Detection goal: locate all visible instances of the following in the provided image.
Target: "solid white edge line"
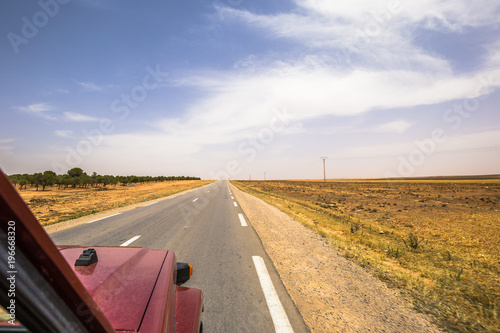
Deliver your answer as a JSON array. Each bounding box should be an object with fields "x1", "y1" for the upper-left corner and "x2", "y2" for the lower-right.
[
  {"x1": 252, "y1": 256, "x2": 294, "y2": 333},
  {"x1": 86, "y1": 212, "x2": 122, "y2": 224},
  {"x1": 238, "y1": 213, "x2": 248, "y2": 227},
  {"x1": 120, "y1": 235, "x2": 141, "y2": 246},
  {"x1": 193, "y1": 198, "x2": 199, "y2": 202},
  {"x1": 233, "y1": 202, "x2": 238, "y2": 207},
  {"x1": 142, "y1": 202, "x2": 158, "y2": 207}
]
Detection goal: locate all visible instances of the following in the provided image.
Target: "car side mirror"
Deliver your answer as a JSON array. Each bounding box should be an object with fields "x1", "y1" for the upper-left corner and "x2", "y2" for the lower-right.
[{"x1": 176, "y1": 262, "x2": 193, "y2": 285}]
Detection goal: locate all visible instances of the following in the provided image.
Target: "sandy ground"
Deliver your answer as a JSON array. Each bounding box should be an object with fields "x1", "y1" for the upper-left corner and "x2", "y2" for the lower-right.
[{"x1": 230, "y1": 183, "x2": 442, "y2": 333}]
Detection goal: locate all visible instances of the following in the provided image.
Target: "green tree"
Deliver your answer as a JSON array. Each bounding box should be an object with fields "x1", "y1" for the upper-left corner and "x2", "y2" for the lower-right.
[
  {"x1": 41, "y1": 170, "x2": 57, "y2": 191},
  {"x1": 69, "y1": 176, "x2": 81, "y2": 188},
  {"x1": 80, "y1": 174, "x2": 93, "y2": 188},
  {"x1": 67, "y1": 167, "x2": 84, "y2": 178},
  {"x1": 7, "y1": 174, "x2": 19, "y2": 187},
  {"x1": 30, "y1": 173, "x2": 43, "y2": 191}
]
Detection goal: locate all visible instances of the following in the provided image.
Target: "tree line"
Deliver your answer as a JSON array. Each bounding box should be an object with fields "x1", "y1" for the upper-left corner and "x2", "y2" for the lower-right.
[{"x1": 7, "y1": 168, "x2": 201, "y2": 191}]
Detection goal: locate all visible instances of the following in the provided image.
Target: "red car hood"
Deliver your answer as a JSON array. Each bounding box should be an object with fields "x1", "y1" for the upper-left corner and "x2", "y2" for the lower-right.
[{"x1": 58, "y1": 246, "x2": 168, "y2": 332}]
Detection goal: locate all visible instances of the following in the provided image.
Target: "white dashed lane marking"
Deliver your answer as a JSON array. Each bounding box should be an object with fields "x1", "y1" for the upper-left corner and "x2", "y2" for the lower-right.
[
  {"x1": 86, "y1": 213, "x2": 122, "y2": 224},
  {"x1": 238, "y1": 213, "x2": 248, "y2": 227},
  {"x1": 120, "y1": 235, "x2": 141, "y2": 246}
]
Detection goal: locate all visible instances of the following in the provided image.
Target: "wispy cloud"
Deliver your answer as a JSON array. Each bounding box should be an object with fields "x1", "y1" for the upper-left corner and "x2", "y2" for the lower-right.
[
  {"x1": 54, "y1": 130, "x2": 74, "y2": 138},
  {"x1": 63, "y1": 112, "x2": 102, "y2": 122},
  {"x1": 75, "y1": 81, "x2": 103, "y2": 92},
  {"x1": 0, "y1": 138, "x2": 15, "y2": 152},
  {"x1": 15, "y1": 103, "x2": 57, "y2": 120},
  {"x1": 374, "y1": 120, "x2": 411, "y2": 133},
  {"x1": 172, "y1": 64, "x2": 496, "y2": 127},
  {"x1": 215, "y1": 0, "x2": 500, "y2": 72},
  {"x1": 179, "y1": 0, "x2": 500, "y2": 144}
]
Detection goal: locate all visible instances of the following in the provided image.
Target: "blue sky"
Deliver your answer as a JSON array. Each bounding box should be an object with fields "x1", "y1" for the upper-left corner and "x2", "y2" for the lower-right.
[{"x1": 1, "y1": 0, "x2": 500, "y2": 179}]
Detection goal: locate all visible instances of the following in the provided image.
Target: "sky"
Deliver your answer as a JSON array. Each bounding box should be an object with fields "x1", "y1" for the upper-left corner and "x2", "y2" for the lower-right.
[{"x1": 1, "y1": 0, "x2": 500, "y2": 180}]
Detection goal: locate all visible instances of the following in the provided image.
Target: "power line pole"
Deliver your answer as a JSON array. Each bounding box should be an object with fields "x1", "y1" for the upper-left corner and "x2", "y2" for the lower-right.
[{"x1": 320, "y1": 156, "x2": 328, "y2": 182}]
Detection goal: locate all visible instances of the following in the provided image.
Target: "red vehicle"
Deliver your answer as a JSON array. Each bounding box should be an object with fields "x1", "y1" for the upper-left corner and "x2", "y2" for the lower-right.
[{"x1": 0, "y1": 170, "x2": 203, "y2": 332}]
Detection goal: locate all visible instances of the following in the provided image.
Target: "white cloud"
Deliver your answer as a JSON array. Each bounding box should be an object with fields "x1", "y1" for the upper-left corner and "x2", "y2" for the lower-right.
[
  {"x1": 175, "y1": 64, "x2": 497, "y2": 124},
  {"x1": 75, "y1": 81, "x2": 103, "y2": 92},
  {"x1": 483, "y1": 40, "x2": 500, "y2": 71},
  {"x1": 15, "y1": 103, "x2": 57, "y2": 120},
  {"x1": 54, "y1": 130, "x2": 74, "y2": 138},
  {"x1": 216, "y1": 0, "x2": 500, "y2": 72},
  {"x1": 374, "y1": 120, "x2": 411, "y2": 133},
  {"x1": 113, "y1": 55, "x2": 497, "y2": 173},
  {"x1": 295, "y1": 0, "x2": 500, "y2": 27},
  {"x1": 64, "y1": 112, "x2": 101, "y2": 122},
  {"x1": 183, "y1": 1, "x2": 500, "y2": 148}
]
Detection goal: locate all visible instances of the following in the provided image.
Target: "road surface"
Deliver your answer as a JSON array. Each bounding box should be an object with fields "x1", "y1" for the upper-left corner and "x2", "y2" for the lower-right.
[{"x1": 50, "y1": 180, "x2": 309, "y2": 333}]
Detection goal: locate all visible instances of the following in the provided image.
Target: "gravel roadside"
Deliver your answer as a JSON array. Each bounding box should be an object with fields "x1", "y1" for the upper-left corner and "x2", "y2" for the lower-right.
[{"x1": 230, "y1": 183, "x2": 442, "y2": 333}]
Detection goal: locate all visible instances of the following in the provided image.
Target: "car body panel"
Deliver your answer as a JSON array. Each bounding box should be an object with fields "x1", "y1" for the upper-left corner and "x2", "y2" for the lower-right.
[
  {"x1": 138, "y1": 250, "x2": 177, "y2": 333},
  {"x1": 59, "y1": 246, "x2": 168, "y2": 331},
  {"x1": 175, "y1": 286, "x2": 204, "y2": 333}
]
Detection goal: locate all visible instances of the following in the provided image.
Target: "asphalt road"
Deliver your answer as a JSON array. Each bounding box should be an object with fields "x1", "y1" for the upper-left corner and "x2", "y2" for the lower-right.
[{"x1": 50, "y1": 180, "x2": 309, "y2": 333}]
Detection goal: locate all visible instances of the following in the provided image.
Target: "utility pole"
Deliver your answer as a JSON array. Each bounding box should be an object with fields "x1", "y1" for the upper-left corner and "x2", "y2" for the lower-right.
[{"x1": 320, "y1": 156, "x2": 328, "y2": 182}]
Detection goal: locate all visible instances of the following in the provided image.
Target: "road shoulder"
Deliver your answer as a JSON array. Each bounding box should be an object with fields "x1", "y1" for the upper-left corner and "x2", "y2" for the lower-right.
[{"x1": 230, "y1": 183, "x2": 441, "y2": 333}]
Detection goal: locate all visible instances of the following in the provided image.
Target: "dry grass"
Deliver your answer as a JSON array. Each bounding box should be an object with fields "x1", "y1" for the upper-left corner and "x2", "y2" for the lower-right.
[
  {"x1": 232, "y1": 179, "x2": 500, "y2": 332},
  {"x1": 15, "y1": 180, "x2": 213, "y2": 226}
]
